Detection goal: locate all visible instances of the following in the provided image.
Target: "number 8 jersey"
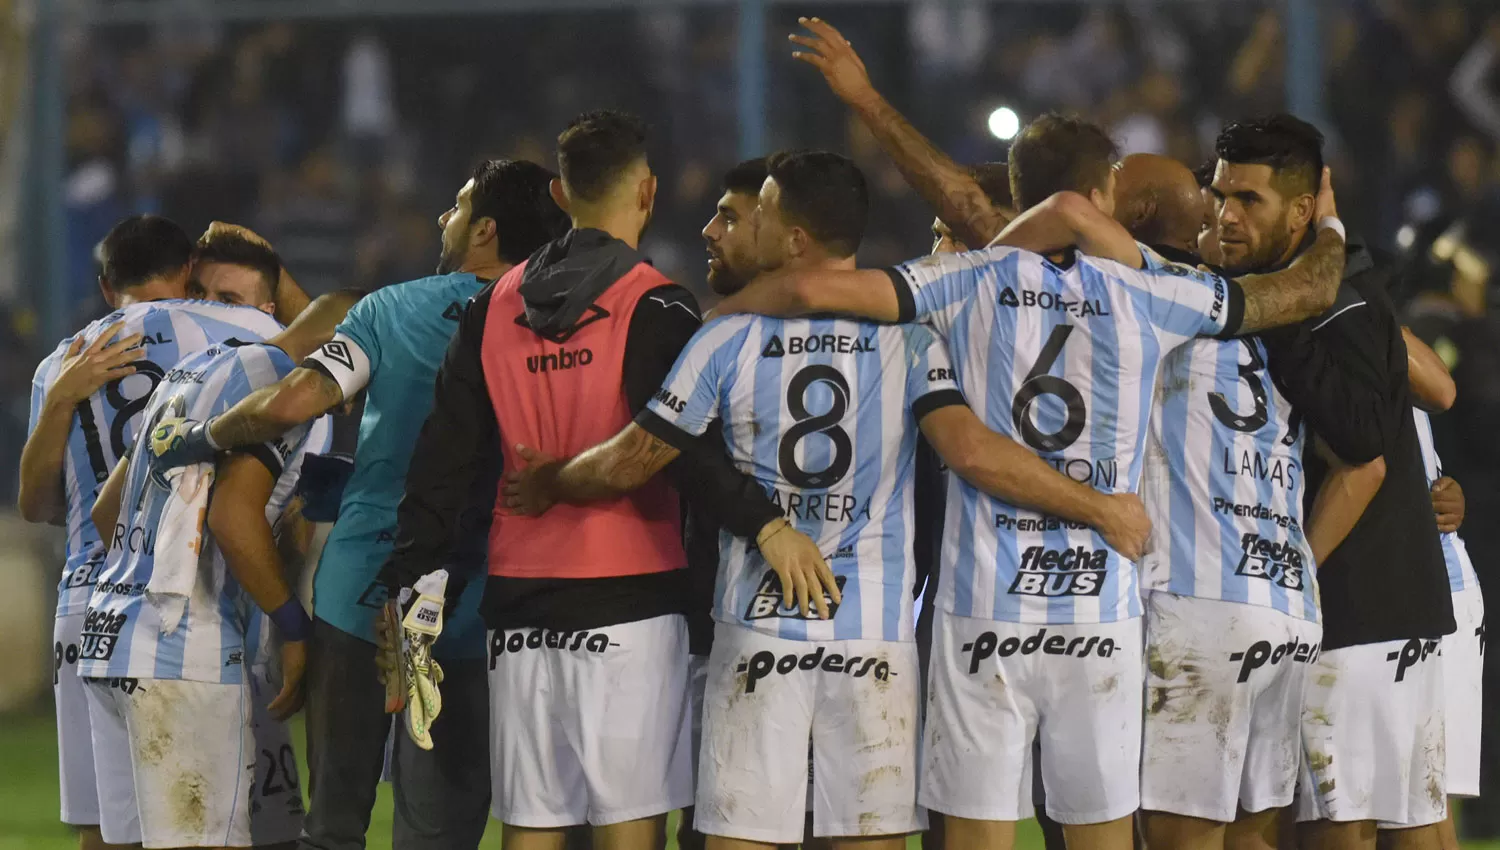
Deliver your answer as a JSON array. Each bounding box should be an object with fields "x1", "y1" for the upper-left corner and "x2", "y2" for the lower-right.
[
  {"x1": 889, "y1": 244, "x2": 1242, "y2": 625},
  {"x1": 1140, "y1": 335, "x2": 1318, "y2": 622},
  {"x1": 640, "y1": 315, "x2": 965, "y2": 643},
  {"x1": 28, "y1": 300, "x2": 284, "y2": 618}
]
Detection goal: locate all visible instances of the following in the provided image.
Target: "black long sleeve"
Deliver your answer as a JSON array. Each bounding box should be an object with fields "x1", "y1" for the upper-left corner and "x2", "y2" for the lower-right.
[
  {"x1": 1260, "y1": 283, "x2": 1391, "y2": 465},
  {"x1": 623, "y1": 284, "x2": 782, "y2": 539},
  {"x1": 377, "y1": 283, "x2": 502, "y2": 590}
]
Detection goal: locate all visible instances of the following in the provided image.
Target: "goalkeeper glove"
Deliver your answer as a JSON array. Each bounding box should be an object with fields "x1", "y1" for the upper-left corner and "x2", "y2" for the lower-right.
[
  {"x1": 376, "y1": 570, "x2": 447, "y2": 750},
  {"x1": 150, "y1": 414, "x2": 220, "y2": 468}
]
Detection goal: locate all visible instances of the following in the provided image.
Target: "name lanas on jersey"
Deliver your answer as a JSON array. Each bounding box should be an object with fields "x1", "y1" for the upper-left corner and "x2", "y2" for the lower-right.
[
  {"x1": 1222, "y1": 448, "x2": 1299, "y2": 490},
  {"x1": 997, "y1": 286, "x2": 1111, "y2": 318}
]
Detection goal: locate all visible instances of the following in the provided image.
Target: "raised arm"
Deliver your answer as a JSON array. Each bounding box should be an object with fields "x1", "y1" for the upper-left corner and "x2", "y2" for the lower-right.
[
  {"x1": 789, "y1": 17, "x2": 1012, "y2": 249},
  {"x1": 1403, "y1": 327, "x2": 1456, "y2": 412},
  {"x1": 710, "y1": 267, "x2": 902, "y2": 322},
  {"x1": 918, "y1": 405, "x2": 1151, "y2": 560}
]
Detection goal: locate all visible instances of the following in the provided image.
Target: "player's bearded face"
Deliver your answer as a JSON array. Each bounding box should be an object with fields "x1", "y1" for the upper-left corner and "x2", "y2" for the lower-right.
[
  {"x1": 437, "y1": 180, "x2": 476, "y2": 275},
  {"x1": 1213, "y1": 163, "x2": 1297, "y2": 274},
  {"x1": 704, "y1": 191, "x2": 760, "y2": 295}
]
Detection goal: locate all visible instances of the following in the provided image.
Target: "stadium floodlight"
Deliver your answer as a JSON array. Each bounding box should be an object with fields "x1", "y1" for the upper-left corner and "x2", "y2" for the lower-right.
[{"x1": 988, "y1": 106, "x2": 1020, "y2": 141}]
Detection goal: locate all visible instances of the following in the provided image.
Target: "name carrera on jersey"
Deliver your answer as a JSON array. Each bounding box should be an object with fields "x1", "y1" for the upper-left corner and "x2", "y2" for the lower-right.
[
  {"x1": 1222, "y1": 448, "x2": 1299, "y2": 489},
  {"x1": 736, "y1": 646, "x2": 893, "y2": 693},
  {"x1": 964, "y1": 628, "x2": 1120, "y2": 673},
  {"x1": 770, "y1": 488, "x2": 871, "y2": 524},
  {"x1": 526, "y1": 347, "x2": 593, "y2": 374},
  {"x1": 1229, "y1": 637, "x2": 1320, "y2": 683},
  {"x1": 487, "y1": 627, "x2": 620, "y2": 668},
  {"x1": 759, "y1": 333, "x2": 876, "y2": 359},
  {"x1": 997, "y1": 286, "x2": 1111, "y2": 317},
  {"x1": 1212, "y1": 498, "x2": 1302, "y2": 533},
  {"x1": 1009, "y1": 546, "x2": 1109, "y2": 597},
  {"x1": 744, "y1": 570, "x2": 848, "y2": 621},
  {"x1": 1235, "y1": 532, "x2": 1306, "y2": 590},
  {"x1": 79, "y1": 609, "x2": 129, "y2": 661}
]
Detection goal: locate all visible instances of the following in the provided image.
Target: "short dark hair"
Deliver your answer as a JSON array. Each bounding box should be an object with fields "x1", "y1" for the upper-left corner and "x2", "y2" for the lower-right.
[
  {"x1": 1194, "y1": 159, "x2": 1217, "y2": 189},
  {"x1": 765, "y1": 150, "x2": 869, "y2": 259},
  {"x1": 556, "y1": 110, "x2": 649, "y2": 203},
  {"x1": 469, "y1": 159, "x2": 571, "y2": 264},
  {"x1": 1007, "y1": 113, "x2": 1119, "y2": 211},
  {"x1": 722, "y1": 157, "x2": 769, "y2": 196},
  {"x1": 1215, "y1": 115, "x2": 1324, "y2": 197},
  {"x1": 970, "y1": 162, "x2": 1013, "y2": 209},
  {"x1": 99, "y1": 215, "x2": 194, "y2": 292},
  {"x1": 195, "y1": 230, "x2": 281, "y2": 299}
]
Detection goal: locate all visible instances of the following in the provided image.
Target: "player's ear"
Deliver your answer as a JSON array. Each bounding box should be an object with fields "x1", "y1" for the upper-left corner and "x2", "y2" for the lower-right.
[
  {"x1": 788, "y1": 225, "x2": 811, "y2": 259},
  {"x1": 1288, "y1": 190, "x2": 1316, "y2": 234},
  {"x1": 640, "y1": 173, "x2": 658, "y2": 214},
  {"x1": 472, "y1": 215, "x2": 498, "y2": 247},
  {"x1": 549, "y1": 178, "x2": 571, "y2": 214},
  {"x1": 259, "y1": 300, "x2": 277, "y2": 317}
]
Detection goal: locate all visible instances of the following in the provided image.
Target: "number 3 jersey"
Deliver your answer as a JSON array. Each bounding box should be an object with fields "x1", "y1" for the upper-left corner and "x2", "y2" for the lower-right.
[
  {"x1": 1140, "y1": 336, "x2": 1318, "y2": 622},
  {"x1": 639, "y1": 315, "x2": 965, "y2": 643},
  {"x1": 28, "y1": 300, "x2": 284, "y2": 618},
  {"x1": 888, "y1": 244, "x2": 1241, "y2": 625},
  {"x1": 78, "y1": 342, "x2": 330, "y2": 684}
]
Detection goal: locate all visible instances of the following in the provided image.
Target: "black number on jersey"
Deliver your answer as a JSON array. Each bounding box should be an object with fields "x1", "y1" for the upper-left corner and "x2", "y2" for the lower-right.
[
  {"x1": 1012, "y1": 325, "x2": 1086, "y2": 452},
  {"x1": 1208, "y1": 339, "x2": 1270, "y2": 433},
  {"x1": 77, "y1": 360, "x2": 165, "y2": 483},
  {"x1": 778, "y1": 365, "x2": 853, "y2": 489},
  {"x1": 260, "y1": 744, "x2": 300, "y2": 795}
]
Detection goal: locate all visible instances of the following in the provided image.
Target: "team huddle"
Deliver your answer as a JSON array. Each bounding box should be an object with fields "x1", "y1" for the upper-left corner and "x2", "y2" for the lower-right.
[{"x1": 22, "y1": 16, "x2": 1483, "y2": 850}]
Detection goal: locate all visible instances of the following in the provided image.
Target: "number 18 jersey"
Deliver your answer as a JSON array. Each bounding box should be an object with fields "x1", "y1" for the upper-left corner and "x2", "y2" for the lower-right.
[
  {"x1": 641, "y1": 315, "x2": 964, "y2": 643},
  {"x1": 28, "y1": 300, "x2": 283, "y2": 617},
  {"x1": 889, "y1": 245, "x2": 1237, "y2": 625},
  {"x1": 1140, "y1": 336, "x2": 1318, "y2": 622}
]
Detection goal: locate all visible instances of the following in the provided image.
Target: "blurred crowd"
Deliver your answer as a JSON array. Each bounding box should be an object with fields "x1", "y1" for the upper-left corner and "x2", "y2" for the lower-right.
[{"x1": 5, "y1": 0, "x2": 1500, "y2": 520}]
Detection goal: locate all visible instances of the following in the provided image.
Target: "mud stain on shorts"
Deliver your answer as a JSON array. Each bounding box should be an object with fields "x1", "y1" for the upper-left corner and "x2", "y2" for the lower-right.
[
  {"x1": 1146, "y1": 641, "x2": 1208, "y2": 724},
  {"x1": 1306, "y1": 750, "x2": 1333, "y2": 772},
  {"x1": 132, "y1": 685, "x2": 174, "y2": 766},
  {"x1": 858, "y1": 764, "x2": 900, "y2": 796},
  {"x1": 171, "y1": 772, "x2": 208, "y2": 838},
  {"x1": 1093, "y1": 674, "x2": 1119, "y2": 696},
  {"x1": 858, "y1": 811, "x2": 884, "y2": 834}
]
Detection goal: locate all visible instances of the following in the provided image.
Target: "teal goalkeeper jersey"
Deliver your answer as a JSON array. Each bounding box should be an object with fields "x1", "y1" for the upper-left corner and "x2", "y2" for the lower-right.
[{"x1": 302, "y1": 273, "x2": 488, "y2": 657}]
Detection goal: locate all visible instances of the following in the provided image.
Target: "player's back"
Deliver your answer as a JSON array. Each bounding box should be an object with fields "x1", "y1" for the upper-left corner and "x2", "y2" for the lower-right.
[
  {"x1": 1141, "y1": 335, "x2": 1317, "y2": 621},
  {"x1": 79, "y1": 341, "x2": 326, "y2": 684},
  {"x1": 32, "y1": 300, "x2": 283, "y2": 618},
  {"x1": 890, "y1": 244, "x2": 1234, "y2": 624},
  {"x1": 683, "y1": 314, "x2": 958, "y2": 643}
]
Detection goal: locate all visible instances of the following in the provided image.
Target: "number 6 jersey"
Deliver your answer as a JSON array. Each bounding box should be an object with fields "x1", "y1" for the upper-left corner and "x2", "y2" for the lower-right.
[
  {"x1": 1140, "y1": 335, "x2": 1318, "y2": 622},
  {"x1": 888, "y1": 244, "x2": 1243, "y2": 625},
  {"x1": 639, "y1": 315, "x2": 965, "y2": 643},
  {"x1": 28, "y1": 300, "x2": 284, "y2": 619}
]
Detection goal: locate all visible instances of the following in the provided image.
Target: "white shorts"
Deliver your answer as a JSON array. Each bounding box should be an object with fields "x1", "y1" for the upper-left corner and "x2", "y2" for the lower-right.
[
  {"x1": 1141, "y1": 592, "x2": 1322, "y2": 821},
  {"x1": 696, "y1": 621, "x2": 923, "y2": 843},
  {"x1": 55, "y1": 611, "x2": 101, "y2": 826},
  {"x1": 85, "y1": 672, "x2": 304, "y2": 848},
  {"x1": 922, "y1": 609, "x2": 1143, "y2": 825},
  {"x1": 488, "y1": 614, "x2": 694, "y2": 827},
  {"x1": 1444, "y1": 585, "x2": 1485, "y2": 798},
  {"x1": 1297, "y1": 637, "x2": 1447, "y2": 827}
]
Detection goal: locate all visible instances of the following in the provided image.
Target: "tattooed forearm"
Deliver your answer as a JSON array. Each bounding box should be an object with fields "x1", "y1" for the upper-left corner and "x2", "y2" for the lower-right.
[
  {"x1": 210, "y1": 367, "x2": 346, "y2": 448},
  {"x1": 1236, "y1": 228, "x2": 1347, "y2": 334},
  {"x1": 554, "y1": 424, "x2": 681, "y2": 502},
  {"x1": 850, "y1": 91, "x2": 1013, "y2": 249}
]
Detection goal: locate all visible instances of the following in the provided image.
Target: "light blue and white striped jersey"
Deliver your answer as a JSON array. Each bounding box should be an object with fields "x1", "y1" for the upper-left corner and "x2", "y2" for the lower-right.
[
  {"x1": 890, "y1": 245, "x2": 1234, "y2": 624},
  {"x1": 643, "y1": 315, "x2": 964, "y2": 642},
  {"x1": 1140, "y1": 336, "x2": 1318, "y2": 621},
  {"x1": 28, "y1": 300, "x2": 284, "y2": 618},
  {"x1": 1413, "y1": 408, "x2": 1478, "y2": 593},
  {"x1": 77, "y1": 342, "x2": 330, "y2": 684}
]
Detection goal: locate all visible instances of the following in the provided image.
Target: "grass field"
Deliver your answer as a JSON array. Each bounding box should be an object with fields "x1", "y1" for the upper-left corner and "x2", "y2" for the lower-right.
[
  {"x1": 0, "y1": 711, "x2": 1047, "y2": 849},
  {"x1": 3, "y1": 710, "x2": 1495, "y2": 850}
]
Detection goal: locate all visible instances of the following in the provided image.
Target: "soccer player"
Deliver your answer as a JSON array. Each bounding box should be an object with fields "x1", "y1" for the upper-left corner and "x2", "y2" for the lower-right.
[
  {"x1": 19, "y1": 215, "x2": 289, "y2": 850},
  {"x1": 502, "y1": 148, "x2": 1152, "y2": 850},
  {"x1": 147, "y1": 159, "x2": 570, "y2": 850},
  {"x1": 375, "y1": 111, "x2": 823, "y2": 850},
  {"x1": 80, "y1": 291, "x2": 357, "y2": 850},
  {"x1": 1207, "y1": 117, "x2": 1456, "y2": 850},
  {"x1": 1109, "y1": 153, "x2": 1331, "y2": 850},
  {"x1": 711, "y1": 115, "x2": 1348, "y2": 850},
  {"x1": 702, "y1": 157, "x2": 769, "y2": 299}
]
